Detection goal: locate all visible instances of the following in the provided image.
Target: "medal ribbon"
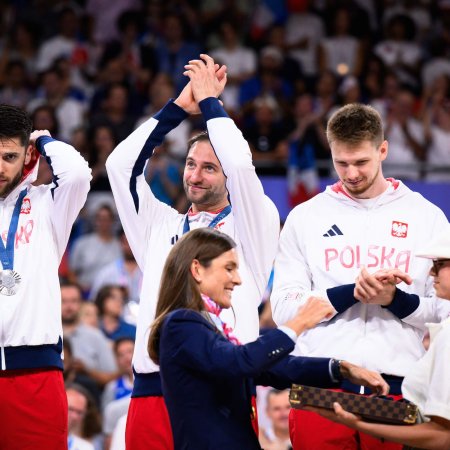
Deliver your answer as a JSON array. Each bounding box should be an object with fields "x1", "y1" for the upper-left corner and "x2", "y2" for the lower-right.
[
  {"x1": 182, "y1": 204, "x2": 232, "y2": 235},
  {"x1": 0, "y1": 189, "x2": 27, "y2": 270}
]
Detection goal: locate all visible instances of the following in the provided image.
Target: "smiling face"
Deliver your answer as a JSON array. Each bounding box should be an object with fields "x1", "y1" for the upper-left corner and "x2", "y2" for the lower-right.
[
  {"x1": 332, "y1": 139, "x2": 388, "y2": 198},
  {"x1": 183, "y1": 140, "x2": 228, "y2": 213},
  {"x1": 0, "y1": 137, "x2": 31, "y2": 198},
  {"x1": 192, "y1": 248, "x2": 241, "y2": 308}
]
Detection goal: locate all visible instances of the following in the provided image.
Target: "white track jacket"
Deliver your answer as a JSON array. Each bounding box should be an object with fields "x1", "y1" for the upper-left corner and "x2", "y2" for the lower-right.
[
  {"x1": 106, "y1": 98, "x2": 280, "y2": 395},
  {"x1": 0, "y1": 136, "x2": 91, "y2": 371},
  {"x1": 272, "y1": 179, "x2": 450, "y2": 377}
]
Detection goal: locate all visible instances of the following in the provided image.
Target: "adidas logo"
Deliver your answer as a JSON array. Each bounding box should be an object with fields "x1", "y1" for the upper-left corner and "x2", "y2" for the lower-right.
[{"x1": 323, "y1": 224, "x2": 343, "y2": 237}]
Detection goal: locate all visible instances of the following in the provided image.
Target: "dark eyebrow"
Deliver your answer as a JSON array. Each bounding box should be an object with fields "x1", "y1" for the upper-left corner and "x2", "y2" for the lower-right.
[{"x1": 186, "y1": 157, "x2": 220, "y2": 169}]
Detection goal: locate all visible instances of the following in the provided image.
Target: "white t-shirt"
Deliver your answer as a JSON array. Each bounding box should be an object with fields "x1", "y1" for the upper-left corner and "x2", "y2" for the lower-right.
[{"x1": 402, "y1": 317, "x2": 450, "y2": 421}]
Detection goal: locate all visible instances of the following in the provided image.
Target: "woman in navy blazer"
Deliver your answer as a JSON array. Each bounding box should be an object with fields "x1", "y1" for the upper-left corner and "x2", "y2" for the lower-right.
[{"x1": 148, "y1": 228, "x2": 389, "y2": 450}]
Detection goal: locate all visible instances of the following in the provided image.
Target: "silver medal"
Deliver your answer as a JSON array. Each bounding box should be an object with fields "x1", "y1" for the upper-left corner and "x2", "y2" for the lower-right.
[{"x1": 0, "y1": 269, "x2": 21, "y2": 296}]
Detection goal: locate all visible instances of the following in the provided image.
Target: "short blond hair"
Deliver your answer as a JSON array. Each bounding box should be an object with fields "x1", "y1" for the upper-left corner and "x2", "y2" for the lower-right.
[{"x1": 326, "y1": 103, "x2": 384, "y2": 148}]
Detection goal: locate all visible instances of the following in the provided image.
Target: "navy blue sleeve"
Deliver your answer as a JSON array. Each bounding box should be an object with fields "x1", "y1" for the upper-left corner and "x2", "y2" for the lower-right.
[
  {"x1": 327, "y1": 284, "x2": 420, "y2": 319},
  {"x1": 326, "y1": 284, "x2": 358, "y2": 313},
  {"x1": 382, "y1": 288, "x2": 420, "y2": 319},
  {"x1": 160, "y1": 310, "x2": 295, "y2": 378},
  {"x1": 199, "y1": 97, "x2": 229, "y2": 121},
  {"x1": 255, "y1": 355, "x2": 336, "y2": 390},
  {"x1": 35, "y1": 136, "x2": 56, "y2": 154}
]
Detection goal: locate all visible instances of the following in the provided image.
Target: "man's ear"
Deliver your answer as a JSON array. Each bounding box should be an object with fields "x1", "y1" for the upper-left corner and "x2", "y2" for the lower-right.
[
  {"x1": 190, "y1": 259, "x2": 203, "y2": 283},
  {"x1": 379, "y1": 140, "x2": 388, "y2": 162},
  {"x1": 24, "y1": 145, "x2": 33, "y2": 165}
]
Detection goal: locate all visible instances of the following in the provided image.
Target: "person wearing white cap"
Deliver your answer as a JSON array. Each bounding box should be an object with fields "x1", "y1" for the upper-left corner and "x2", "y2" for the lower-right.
[{"x1": 309, "y1": 225, "x2": 450, "y2": 450}]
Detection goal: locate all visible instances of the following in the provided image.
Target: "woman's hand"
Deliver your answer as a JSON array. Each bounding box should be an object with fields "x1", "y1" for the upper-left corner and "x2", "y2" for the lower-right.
[
  {"x1": 284, "y1": 296, "x2": 334, "y2": 336},
  {"x1": 339, "y1": 361, "x2": 390, "y2": 395}
]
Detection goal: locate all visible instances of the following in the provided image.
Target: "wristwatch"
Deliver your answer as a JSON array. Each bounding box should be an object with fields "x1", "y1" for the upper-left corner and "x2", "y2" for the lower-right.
[{"x1": 330, "y1": 358, "x2": 344, "y2": 382}]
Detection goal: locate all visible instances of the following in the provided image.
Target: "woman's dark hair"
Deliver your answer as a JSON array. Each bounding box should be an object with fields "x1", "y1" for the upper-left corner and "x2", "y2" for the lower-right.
[
  {"x1": 148, "y1": 228, "x2": 236, "y2": 364},
  {"x1": 94, "y1": 284, "x2": 125, "y2": 315},
  {"x1": 65, "y1": 382, "x2": 102, "y2": 438},
  {"x1": 31, "y1": 104, "x2": 60, "y2": 137}
]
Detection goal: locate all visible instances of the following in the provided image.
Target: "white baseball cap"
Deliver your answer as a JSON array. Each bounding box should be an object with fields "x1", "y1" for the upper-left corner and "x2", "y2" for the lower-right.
[{"x1": 416, "y1": 223, "x2": 450, "y2": 259}]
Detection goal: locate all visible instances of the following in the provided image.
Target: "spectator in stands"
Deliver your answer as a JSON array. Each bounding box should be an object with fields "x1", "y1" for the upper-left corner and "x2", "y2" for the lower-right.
[
  {"x1": 264, "y1": 24, "x2": 303, "y2": 94},
  {"x1": 371, "y1": 71, "x2": 400, "y2": 121},
  {"x1": 90, "y1": 83, "x2": 138, "y2": 144},
  {"x1": 99, "y1": 9, "x2": 157, "y2": 96},
  {"x1": 374, "y1": 14, "x2": 422, "y2": 91},
  {"x1": 312, "y1": 70, "x2": 338, "y2": 121},
  {"x1": 90, "y1": 228, "x2": 142, "y2": 305},
  {"x1": 145, "y1": 143, "x2": 184, "y2": 207},
  {"x1": 88, "y1": 124, "x2": 117, "y2": 192},
  {"x1": 318, "y1": 7, "x2": 364, "y2": 78},
  {"x1": 70, "y1": 204, "x2": 122, "y2": 296},
  {"x1": 259, "y1": 389, "x2": 292, "y2": 450},
  {"x1": 103, "y1": 397, "x2": 131, "y2": 450},
  {"x1": 30, "y1": 104, "x2": 59, "y2": 185},
  {"x1": 384, "y1": 88, "x2": 427, "y2": 179},
  {"x1": 284, "y1": 2, "x2": 325, "y2": 83},
  {"x1": 63, "y1": 337, "x2": 101, "y2": 407},
  {"x1": 243, "y1": 95, "x2": 289, "y2": 167},
  {"x1": 67, "y1": 383, "x2": 102, "y2": 450},
  {"x1": 35, "y1": 6, "x2": 82, "y2": 74},
  {"x1": 154, "y1": 13, "x2": 201, "y2": 93},
  {"x1": 85, "y1": 0, "x2": 141, "y2": 45},
  {"x1": 61, "y1": 281, "x2": 118, "y2": 387},
  {"x1": 0, "y1": 59, "x2": 33, "y2": 108},
  {"x1": 239, "y1": 45, "x2": 294, "y2": 117},
  {"x1": 422, "y1": 75, "x2": 450, "y2": 182},
  {"x1": 0, "y1": 19, "x2": 40, "y2": 83},
  {"x1": 27, "y1": 66, "x2": 85, "y2": 143},
  {"x1": 136, "y1": 74, "x2": 193, "y2": 160},
  {"x1": 94, "y1": 285, "x2": 136, "y2": 341},
  {"x1": 210, "y1": 21, "x2": 257, "y2": 115},
  {"x1": 421, "y1": 37, "x2": 450, "y2": 90},
  {"x1": 80, "y1": 301, "x2": 100, "y2": 329},
  {"x1": 102, "y1": 337, "x2": 135, "y2": 411}
]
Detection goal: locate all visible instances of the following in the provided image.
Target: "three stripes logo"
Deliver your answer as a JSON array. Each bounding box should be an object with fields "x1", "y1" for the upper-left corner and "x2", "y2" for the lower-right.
[{"x1": 323, "y1": 224, "x2": 343, "y2": 237}]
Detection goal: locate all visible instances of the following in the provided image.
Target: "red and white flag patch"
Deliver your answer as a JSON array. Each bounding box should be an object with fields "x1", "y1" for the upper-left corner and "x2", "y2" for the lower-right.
[{"x1": 391, "y1": 221, "x2": 408, "y2": 238}]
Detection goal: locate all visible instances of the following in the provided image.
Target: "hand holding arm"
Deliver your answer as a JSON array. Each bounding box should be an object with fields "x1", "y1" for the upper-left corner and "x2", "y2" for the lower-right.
[
  {"x1": 283, "y1": 296, "x2": 334, "y2": 336},
  {"x1": 339, "y1": 361, "x2": 390, "y2": 395},
  {"x1": 354, "y1": 267, "x2": 412, "y2": 306}
]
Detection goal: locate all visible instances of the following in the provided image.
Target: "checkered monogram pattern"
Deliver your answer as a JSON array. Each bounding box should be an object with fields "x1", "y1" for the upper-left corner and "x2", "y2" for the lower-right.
[{"x1": 289, "y1": 384, "x2": 419, "y2": 425}]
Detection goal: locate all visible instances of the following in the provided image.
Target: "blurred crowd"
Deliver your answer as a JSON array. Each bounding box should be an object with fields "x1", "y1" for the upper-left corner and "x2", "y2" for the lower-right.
[{"x1": 1, "y1": 0, "x2": 450, "y2": 449}]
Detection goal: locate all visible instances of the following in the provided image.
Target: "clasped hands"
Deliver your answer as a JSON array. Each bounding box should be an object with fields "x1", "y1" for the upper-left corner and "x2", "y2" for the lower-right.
[
  {"x1": 174, "y1": 53, "x2": 227, "y2": 115},
  {"x1": 354, "y1": 266, "x2": 412, "y2": 306}
]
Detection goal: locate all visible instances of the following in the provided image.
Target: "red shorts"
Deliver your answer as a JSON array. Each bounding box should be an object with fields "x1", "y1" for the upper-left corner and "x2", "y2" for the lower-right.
[
  {"x1": 0, "y1": 368, "x2": 68, "y2": 450},
  {"x1": 289, "y1": 395, "x2": 404, "y2": 450},
  {"x1": 125, "y1": 396, "x2": 174, "y2": 450}
]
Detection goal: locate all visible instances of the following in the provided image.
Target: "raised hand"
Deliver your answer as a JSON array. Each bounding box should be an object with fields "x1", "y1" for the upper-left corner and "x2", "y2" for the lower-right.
[
  {"x1": 29, "y1": 130, "x2": 52, "y2": 145},
  {"x1": 354, "y1": 267, "x2": 412, "y2": 306},
  {"x1": 183, "y1": 54, "x2": 227, "y2": 104},
  {"x1": 175, "y1": 61, "x2": 227, "y2": 114},
  {"x1": 284, "y1": 296, "x2": 335, "y2": 336}
]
